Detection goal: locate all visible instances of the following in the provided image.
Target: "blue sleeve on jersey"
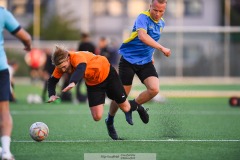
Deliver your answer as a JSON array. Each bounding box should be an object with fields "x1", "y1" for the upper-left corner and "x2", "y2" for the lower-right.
[
  {"x1": 4, "y1": 9, "x2": 20, "y2": 33},
  {"x1": 135, "y1": 14, "x2": 148, "y2": 31}
]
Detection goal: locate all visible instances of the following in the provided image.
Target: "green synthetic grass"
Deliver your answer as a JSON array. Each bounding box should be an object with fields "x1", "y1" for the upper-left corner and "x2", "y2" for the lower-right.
[{"x1": 8, "y1": 84, "x2": 240, "y2": 160}]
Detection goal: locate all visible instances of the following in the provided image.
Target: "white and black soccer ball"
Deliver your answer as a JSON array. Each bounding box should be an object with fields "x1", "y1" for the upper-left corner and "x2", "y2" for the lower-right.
[{"x1": 29, "y1": 122, "x2": 49, "y2": 142}]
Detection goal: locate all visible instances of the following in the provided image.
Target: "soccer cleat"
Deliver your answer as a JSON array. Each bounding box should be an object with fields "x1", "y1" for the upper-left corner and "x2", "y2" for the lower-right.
[
  {"x1": 105, "y1": 119, "x2": 118, "y2": 140},
  {"x1": 137, "y1": 105, "x2": 149, "y2": 124},
  {"x1": 125, "y1": 110, "x2": 133, "y2": 125},
  {"x1": 125, "y1": 100, "x2": 138, "y2": 125}
]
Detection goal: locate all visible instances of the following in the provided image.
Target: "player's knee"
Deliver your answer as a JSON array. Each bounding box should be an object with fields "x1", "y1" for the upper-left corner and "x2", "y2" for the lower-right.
[
  {"x1": 118, "y1": 101, "x2": 130, "y2": 113},
  {"x1": 148, "y1": 87, "x2": 159, "y2": 96},
  {"x1": 122, "y1": 106, "x2": 130, "y2": 113},
  {"x1": 92, "y1": 114, "x2": 102, "y2": 121}
]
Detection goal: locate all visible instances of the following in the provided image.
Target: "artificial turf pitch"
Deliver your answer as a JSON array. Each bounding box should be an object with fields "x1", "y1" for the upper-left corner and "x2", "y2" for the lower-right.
[{"x1": 8, "y1": 84, "x2": 240, "y2": 160}]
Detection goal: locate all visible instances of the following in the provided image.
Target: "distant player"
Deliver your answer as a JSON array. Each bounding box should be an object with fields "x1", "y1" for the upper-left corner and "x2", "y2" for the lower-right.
[
  {"x1": 0, "y1": 7, "x2": 31, "y2": 160},
  {"x1": 24, "y1": 48, "x2": 46, "y2": 82}
]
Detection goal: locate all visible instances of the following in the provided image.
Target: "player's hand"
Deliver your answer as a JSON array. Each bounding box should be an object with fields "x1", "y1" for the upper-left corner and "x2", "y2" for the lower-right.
[
  {"x1": 24, "y1": 45, "x2": 31, "y2": 51},
  {"x1": 62, "y1": 82, "x2": 76, "y2": 92},
  {"x1": 162, "y1": 47, "x2": 171, "y2": 57},
  {"x1": 47, "y1": 95, "x2": 60, "y2": 103}
]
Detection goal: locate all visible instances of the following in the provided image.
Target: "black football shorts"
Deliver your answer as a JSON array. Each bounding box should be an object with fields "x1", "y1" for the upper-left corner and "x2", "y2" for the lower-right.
[
  {"x1": 87, "y1": 65, "x2": 127, "y2": 107},
  {"x1": 0, "y1": 69, "x2": 10, "y2": 101},
  {"x1": 118, "y1": 56, "x2": 158, "y2": 85}
]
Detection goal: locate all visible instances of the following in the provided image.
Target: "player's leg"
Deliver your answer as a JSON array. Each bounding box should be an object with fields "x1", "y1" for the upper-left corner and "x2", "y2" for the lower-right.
[
  {"x1": 104, "y1": 66, "x2": 131, "y2": 140},
  {"x1": 87, "y1": 78, "x2": 119, "y2": 140},
  {"x1": 106, "y1": 66, "x2": 134, "y2": 114},
  {"x1": 130, "y1": 76, "x2": 158, "y2": 124},
  {"x1": 108, "y1": 84, "x2": 132, "y2": 115},
  {"x1": 87, "y1": 84, "x2": 105, "y2": 121},
  {"x1": 136, "y1": 76, "x2": 159, "y2": 104},
  {"x1": 0, "y1": 69, "x2": 14, "y2": 159},
  {"x1": 118, "y1": 57, "x2": 135, "y2": 125},
  {"x1": 0, "y1": 101, "x2": 13, "y2": 159},
  {"x1": 89, "y1": 105, "x2": 104, "y2": 121},
  {"x1": 108, "y1": 85, "x2": 134, "y2": 124},
  {"x1": 133, "y1": 62, "x2": 159, "y2": 124},
  {"x1": 88, "y1": 89, "x2": 119, "y2": 140}
]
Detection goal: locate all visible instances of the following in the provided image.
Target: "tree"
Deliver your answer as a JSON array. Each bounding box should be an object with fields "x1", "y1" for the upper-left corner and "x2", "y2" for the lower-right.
[{"x1": 27, "y1": 6, "x2": 80, "y2": 40}]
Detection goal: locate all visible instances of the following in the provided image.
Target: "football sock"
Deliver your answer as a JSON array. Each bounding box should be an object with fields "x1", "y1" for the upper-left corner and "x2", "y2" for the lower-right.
[
  {"x1": 106, "y1": 113, "x2": 114, "y2": 125},
  {"x1": 129, "y1": 99, "x2": 138, "y2": 111},
  {"x1": 1, "y1": 136, "x2": 11, "y2": 155}
]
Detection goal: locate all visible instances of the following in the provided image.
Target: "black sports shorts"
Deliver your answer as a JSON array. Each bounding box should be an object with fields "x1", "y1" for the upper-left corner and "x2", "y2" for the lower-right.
[
  {"x1": 87, "y1": 65, "x2": 127, "y2": 107},
  {"x1": 0, "y1": 69, "x2": 10, "y2": 101},
  {"x1": 119, "y1": 56, "x2": 158, "y2": 85}
]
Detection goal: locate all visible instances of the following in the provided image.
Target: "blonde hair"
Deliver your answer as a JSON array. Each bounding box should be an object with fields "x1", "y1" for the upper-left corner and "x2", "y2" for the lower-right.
[
  {"x1": 52, "y1": 45, "x2": 69, "y2": 65},
  {"x1": 152, "y1": 0, "x2": 167, "y2": 3}
]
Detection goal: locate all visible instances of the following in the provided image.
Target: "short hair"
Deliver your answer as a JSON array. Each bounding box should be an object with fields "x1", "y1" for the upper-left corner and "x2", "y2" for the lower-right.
[
  {"x1": 51, "y1": 45, "x2": 69, "y2": 65},
  {"x1": 152, "y1": 0, "x2": 167, "y2": 4},
  {"x1": 81, "y1": 33, "x2": 89, "y2": 39}
]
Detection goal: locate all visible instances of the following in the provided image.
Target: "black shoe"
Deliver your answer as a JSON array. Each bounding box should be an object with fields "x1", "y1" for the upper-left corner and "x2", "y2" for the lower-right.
[
  {"x1": 125, "y1": 110, "x2": 133, "y2": 125},
  {"x1": 105, "y1": 119, "x2": 118, "y2": 140},
  {"x1": 137, "y1": 105, "x2": 149, "y2": 124}
]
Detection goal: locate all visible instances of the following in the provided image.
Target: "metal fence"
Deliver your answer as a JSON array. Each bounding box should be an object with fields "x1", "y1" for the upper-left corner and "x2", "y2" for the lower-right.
[
  {"x1": 4, "y1": 26, "x2": 240, "y2": 77},
  {"x1": 154, "y1": 26, "x2": 240, "y2": 77}
]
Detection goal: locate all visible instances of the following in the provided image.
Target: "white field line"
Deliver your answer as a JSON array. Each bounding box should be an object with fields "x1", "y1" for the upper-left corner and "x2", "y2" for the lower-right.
[
  {"x1": 130, "y1": 90, "x2": 240, "y2": 98},
  {"x1": 12, "y1": 139, "x2": 240, "y2": 143},
  {"x1": 10, "y1": 110, "x2": 240, "y2": 115}
]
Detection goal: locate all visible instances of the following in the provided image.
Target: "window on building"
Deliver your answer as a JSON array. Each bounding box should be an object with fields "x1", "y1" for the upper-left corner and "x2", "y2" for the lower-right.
[
  {"x1": 127, "y1": 0, "x2": 148, "y2": 17},
  {"x1": 107, "y1": 0, "x2": 123, "y2": 16},
  {"x1": 165, "y1": 0, "x2": 203, "y2": 18},
  {"x1": 183, "y1": 44, "x2": 203, "y2": 67},
  {"x1": 93, "y1": 0, "x2": 107, "y2": 16},
  {"x1": 93, "y1": 0, "x2": 123, "y2": 17},
  {"x1": 166, "y1": 0, "x2": 184, "y2": 18},
  {"x1": 184, "y1": 0, "x2": 202, "y2": 16}
]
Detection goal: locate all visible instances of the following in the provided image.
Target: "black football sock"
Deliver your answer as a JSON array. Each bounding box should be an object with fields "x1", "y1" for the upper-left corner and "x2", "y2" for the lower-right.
[
  {"x1": 106, "y1": 113, "x2": 114, "y2": 125},
  {"x1": 129, "y1": 99, "x2": 138, "y2": 111},
  {"x1": 133, "y1": 100, "x2": 144, "y2": 111}
]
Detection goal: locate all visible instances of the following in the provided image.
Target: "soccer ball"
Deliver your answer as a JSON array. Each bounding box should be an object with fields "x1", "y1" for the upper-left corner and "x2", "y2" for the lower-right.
[{"x1": 29, "y1": 122, "x2": 49, "y2": 142}]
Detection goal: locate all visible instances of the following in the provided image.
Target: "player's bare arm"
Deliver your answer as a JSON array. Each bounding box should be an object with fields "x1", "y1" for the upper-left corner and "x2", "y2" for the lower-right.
[
  {"x1": 14, "y1": 28, "x2": 32, "y2": 51},
  {"x1": 138, "y1": 29, "x2": 171, "y2": 57},
  {"x1": 62, "y1": 82, "x2": 76, "y2": 92},
  {"x1": 47, "y1": 76, "x2": 60, "y2": 103}
]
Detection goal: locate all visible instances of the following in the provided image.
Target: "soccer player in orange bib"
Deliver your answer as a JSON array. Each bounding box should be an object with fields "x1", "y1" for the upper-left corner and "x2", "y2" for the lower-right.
[{"x1": 47, "y1": 45, "x2": 138, "y2": 140}]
